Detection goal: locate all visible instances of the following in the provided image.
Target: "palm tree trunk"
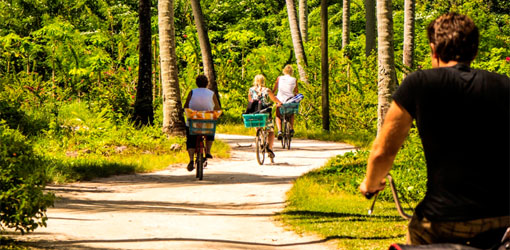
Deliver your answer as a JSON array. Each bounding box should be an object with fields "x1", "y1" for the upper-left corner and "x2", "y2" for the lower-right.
[
  {"x1": 299, "y1": 0, "x2": 308, "y2": 42},
  {"x1": 159, "y1": 0, "x2": 186, "y2": 136},
  {"x1": 285, "y1": 0, "x2": 308, "y2": 84},
  {"x1": 376, "y1": 0, "x2": 397, "y2": 133},
  {"x1": 190, "y1": 0, "x2": 221, "y2": 107},
  {"x1": 364, "y1": 0, "x2": 376, "y2": 56},
  {"x1": 133, "y1": 0, "x2": 154, "y2": 126},
  {"x1": 342, "y1": 0, "x2": 350, "y2": 50},
  {"x1": 321, "y1": 0, "x2": 329, "y2": 131},
  {"x1": 402, "y1": 0, "x2": 415, "y2": 79}
]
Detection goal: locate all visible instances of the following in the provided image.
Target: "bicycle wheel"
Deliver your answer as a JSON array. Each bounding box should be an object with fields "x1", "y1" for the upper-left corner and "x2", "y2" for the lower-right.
[
  {"x1": 285, "y1": 119, "x2": 292, "y2": 150},
  {"x1": 256, "y1": 129, "x2": 265, "y2": 165},
  {"x1": 196, "y1": 151, "x2": 204, "y2": 180}
]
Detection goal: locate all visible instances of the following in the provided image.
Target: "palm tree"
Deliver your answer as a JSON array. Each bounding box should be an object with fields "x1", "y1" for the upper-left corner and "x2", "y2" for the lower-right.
[
  {"x1": 285, "y1": 0, "x2": 308, "y2": 84},
  {"x1": 364, "y1": 0, "x2": 376, "y2": 56},
  {"x1": 158, "y1": 0, "x2": 186, "y2": 136},
  {"x1": 342, "y1": 0, "x2": 350, "y2": 50},
  {"x1": 190, "y1": 0, "x2": 220, "y2": 106},
  {"x1": 402, "y1": 0, "x2": 416, "y2": 79},
  {"x1": 321, "y1": 0, "x2": 329, "y2": 131},
  {"x1": 376, "y1": 0, "x2": 397, "y2": 133},
  {"x1": 133, "y1": 0, "x2": 154, "y2": 126},
  {"x1": 299, "y1": 0, "x2": 308, "y2": 42}
]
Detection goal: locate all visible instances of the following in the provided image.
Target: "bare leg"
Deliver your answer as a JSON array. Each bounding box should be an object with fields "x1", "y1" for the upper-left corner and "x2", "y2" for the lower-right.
[
  {"x1": 206, "y1": 140, "x2": 213, "y2": 155},
  {"x1": 188, "y1": 149, "x2": 195, "y2": 161},
  {"x1": 290, "y1": 115, "x2": 295, "y2": 130},
  {"x1": 275, "y1": 116, "x2": 282, "y2": 132},
  {"x1": 268, "y1": 131, "x2": 275, "y2": 150}
]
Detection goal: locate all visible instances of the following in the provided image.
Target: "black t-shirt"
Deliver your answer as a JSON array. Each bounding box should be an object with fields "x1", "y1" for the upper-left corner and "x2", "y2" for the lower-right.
[{"x1": 393, "y1": 64, "x2": 510, "y2": 221}]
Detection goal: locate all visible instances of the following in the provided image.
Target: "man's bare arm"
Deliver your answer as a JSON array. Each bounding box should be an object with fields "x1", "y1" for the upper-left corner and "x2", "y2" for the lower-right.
[{"x1": 360, "y1": 101, "x2": 413, "y2": 195}]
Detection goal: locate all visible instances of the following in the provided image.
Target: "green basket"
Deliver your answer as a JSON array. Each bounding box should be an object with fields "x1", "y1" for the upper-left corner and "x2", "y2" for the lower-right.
[
  {"x1": 242, "y1": 113, "x2": 269, "y2": 128},
  {"x1": 280, "y1": 102, "x2": 299, "y2": 115},
  {"x1": 189, "y1": 119, "x2": 217, "y2": 135}
]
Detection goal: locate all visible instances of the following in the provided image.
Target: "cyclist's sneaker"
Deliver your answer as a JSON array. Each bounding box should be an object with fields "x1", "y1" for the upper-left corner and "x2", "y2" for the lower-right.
[
  {"x1": 277, "y1": 131, "x2": 283, "y2": 140},
  {"x1": 267, "y1": 147, "x2": 275, "y2": 158},
  {"x1": 187, "y1": 161, "x2": 194, "y2": 171},
  {"x1": 290, "y1": 129, "x2": 295, "y2": 136},
  {"x1": 206, "y1": 153, "x2": 213, "y2": 159}
]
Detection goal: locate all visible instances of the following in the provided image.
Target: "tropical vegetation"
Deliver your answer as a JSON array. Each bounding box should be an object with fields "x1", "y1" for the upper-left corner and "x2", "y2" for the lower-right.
[{"x1": 0, "y1": 0, "x2": 508, "y2": 243}]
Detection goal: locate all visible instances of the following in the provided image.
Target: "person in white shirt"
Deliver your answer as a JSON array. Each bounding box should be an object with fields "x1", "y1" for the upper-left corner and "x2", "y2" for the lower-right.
[
  {"x1": 183, "y1": 75, "x2": 221, "y2": 171},
  {"x1": 273, "y1": 65, "x2": 299, "y2": 140},
  {"x1": 248, "y1": 74, "x2": 282, "y2": 158}
]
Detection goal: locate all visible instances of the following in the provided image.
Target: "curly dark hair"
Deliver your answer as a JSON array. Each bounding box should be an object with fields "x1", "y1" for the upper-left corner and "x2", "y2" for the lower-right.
[
  {"x1": 196, "y1": 75, "x2": 209, "y2": 88},
  {"x1": 427, "y1": 13, "x2": 479, "y2": 63}
]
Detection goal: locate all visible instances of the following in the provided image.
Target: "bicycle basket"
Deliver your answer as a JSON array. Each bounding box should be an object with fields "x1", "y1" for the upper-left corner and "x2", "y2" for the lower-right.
[
  {"x1": 189, "y1": 119, "x2": 218, "y2": 135},
  {"x1": 279, "y1": 102, "x2": 299, "y2": 115},
  {"x1": 242, "y1": 113, "x2": 269, "y2": 128}
]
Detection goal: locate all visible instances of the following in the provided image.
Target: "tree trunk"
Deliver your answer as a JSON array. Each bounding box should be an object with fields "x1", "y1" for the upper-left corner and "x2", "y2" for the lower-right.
[
  {"x1": 321, "y1": 0, "x2": 329, "y2": 131},
  {"x1": 190, "y1": 0, "x2": 221, "y2": 107},
  {"x1": 342, "y1": 0, "x2": 350, "y2": 50},
  {"x1": 299, "y1": 0, "x2": 308, "y2": 43},
  {"x1": 159, "y1": 0, "x2": 186, "y2": 136},
  {"x1": 376, "y1": 0, "x2": 397, "y2": 133},
  {"x1": 364, "y1": 0, "x2": 376, "y2": 56},
  {"x1": 133, "y1": 0, "x2": 154, "y2": 126},
  {"x1": 402, "y1": 0, "x2": 415, "y2": 79},
  {"x1": 285, "y1": 0, "x2": 308, "y2": 84}
]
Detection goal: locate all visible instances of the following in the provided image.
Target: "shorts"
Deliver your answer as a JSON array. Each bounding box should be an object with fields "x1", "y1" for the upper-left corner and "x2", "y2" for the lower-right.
[
  {"x1": 407, "y1": 213, "x2": 510, "y2": 249},
  {"x1": 185, "y1": 127, "x2": 214, "y2": 150}
]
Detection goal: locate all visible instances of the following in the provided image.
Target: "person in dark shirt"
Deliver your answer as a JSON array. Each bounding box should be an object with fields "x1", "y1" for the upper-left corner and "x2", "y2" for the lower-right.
[{"x1": 359, "y1": 13, "x2": 509, "y2": 248}]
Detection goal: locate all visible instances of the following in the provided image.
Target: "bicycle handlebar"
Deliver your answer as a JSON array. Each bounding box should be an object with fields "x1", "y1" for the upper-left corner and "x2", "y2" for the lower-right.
[{"x1": 365, "y1": 174, "x2": 413, "y2": 220}]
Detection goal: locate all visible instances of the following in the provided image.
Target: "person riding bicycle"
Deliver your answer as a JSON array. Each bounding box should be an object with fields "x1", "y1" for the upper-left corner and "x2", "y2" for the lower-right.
[
  {"x1": 247, "y1": 74, "x2": 282, "y2": 158},
  {"x1": 359, "y1": 13, "x2": 509, "y2": 249},
  {"x1": 183, "y1": 75, "x2": 221, "y2": 172},
  {"x1": 273, "y1": 65, "x2": 299, "y2": 140}
]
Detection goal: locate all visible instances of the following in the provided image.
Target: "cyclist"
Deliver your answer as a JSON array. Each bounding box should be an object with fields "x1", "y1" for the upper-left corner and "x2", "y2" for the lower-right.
[
  {"x1": 183, "y1": 75, "x2": 221, "y2": 171},
  {"x1": 273, "y1": 65, "x2": 299, "y2": 140},
  {"x1": 359, "y1": 13, "x2": 509, "y2": 249},
  {"x1": 247, "y1": 74, "x2": 282, "y2": 158}
]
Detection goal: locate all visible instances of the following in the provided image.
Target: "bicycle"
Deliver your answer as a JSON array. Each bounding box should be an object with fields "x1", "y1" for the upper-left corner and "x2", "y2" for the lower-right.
[
  {"x1": 188, "y1": 119, "x2": 218, "y2": 180},
  {"x1": 279, "y1": 102, "x2": 299, "y2": 150},
  {"x1": 242, "y1": 108, "x2": 274, "y2": 165},
  {"x1": 365, "y1": 175, "x2": 510, "y2": 250}
]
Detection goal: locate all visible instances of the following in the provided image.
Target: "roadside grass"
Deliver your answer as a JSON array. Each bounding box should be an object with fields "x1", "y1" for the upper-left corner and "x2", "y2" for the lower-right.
[
  {"x1": 278, "y1": 168, "x2": 414, "y2": 250},
  {"x1": 217, "y1": 123, "x2": 373, "y2": 149},
  {"x1": 278, "y1": 133, "x2": 425, "y2": 250},
  {"x1": 28, "y1": 102, "x2": 231, "y2": 183},
  {"x1": 39, "y1": 138, "x2": 230, "y2": 183}
]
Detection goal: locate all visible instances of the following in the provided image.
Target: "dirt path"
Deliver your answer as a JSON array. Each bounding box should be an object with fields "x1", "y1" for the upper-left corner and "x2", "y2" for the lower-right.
[{"x1": 12, "y1": 134, "x2": 356, "y2": 250}]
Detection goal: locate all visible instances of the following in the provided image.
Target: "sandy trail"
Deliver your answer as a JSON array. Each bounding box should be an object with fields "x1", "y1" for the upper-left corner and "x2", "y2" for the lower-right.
[{"x1": 11, "y1": 134, "x2": 356, "y2": 250}]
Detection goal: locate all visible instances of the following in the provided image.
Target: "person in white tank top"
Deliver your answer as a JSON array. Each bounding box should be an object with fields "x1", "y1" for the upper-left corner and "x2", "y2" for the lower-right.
[
  {"x1": 183, "y1": 75, "x2": 221, "y2": 171},
  {"x1": 273, "y1": 65, "x2": 299, "y2": 140}
]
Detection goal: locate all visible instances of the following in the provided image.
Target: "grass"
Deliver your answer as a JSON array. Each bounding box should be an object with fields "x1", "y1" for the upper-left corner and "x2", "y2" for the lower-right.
[
  {"x1": 278, "y1": 170, "x2": 414, "y2": 250},
  {"x1": 217, "y1": 122, "x2": 374, "y2": 149}
]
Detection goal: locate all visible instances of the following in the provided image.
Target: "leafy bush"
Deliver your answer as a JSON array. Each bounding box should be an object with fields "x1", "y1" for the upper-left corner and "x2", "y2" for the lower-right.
[{"x1": 0, "y1": 123, "x2": 55, "y2": 234}]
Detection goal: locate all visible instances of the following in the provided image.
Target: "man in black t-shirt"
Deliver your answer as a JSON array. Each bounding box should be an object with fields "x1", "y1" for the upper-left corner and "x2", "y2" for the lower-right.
[{"x1": 359, "y1": 13, "x2": 509, "y2": 248}]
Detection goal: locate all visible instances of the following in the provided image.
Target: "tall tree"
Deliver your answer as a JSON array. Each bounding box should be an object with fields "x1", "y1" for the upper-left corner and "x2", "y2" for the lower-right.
[
  {"x1": 402, "y1": 0, "x2": 416, "y2": 79},
  {"x1": 341, "y1": 0, "x2": 350, "y2": 49},
  {"x1": 133, "y1": 0, "x2": 154, "y2": 126},
  {"x1": 376, "y1": 0, "x2": 397, "y2": 133},
  {"x1": 285, "y1": 0, "x2": 308, "y2": 84},
  {"x1": 190, "y1": 0, "x2": 220, "y2": 106},
  {"x1": 159, "y1": 0, "x2": 186, "y2": 136},
  {"x1": 321, "y1": 0, "x2": 329, "y2": 131},
  {"x1": 364, "y1": 0, "x2": 376, "y2": 56},
  {"x1": 299, "y1": 0, "x2": 308, "y2": 42}
]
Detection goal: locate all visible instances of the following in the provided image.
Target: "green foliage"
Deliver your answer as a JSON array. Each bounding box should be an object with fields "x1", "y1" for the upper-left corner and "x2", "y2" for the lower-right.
[
  {"x1": 317, "y1": 129, "x2": 427, "y2": 203},
  {"x1": 0, "y1": 123, "x2": 55, "y2": 234}
]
